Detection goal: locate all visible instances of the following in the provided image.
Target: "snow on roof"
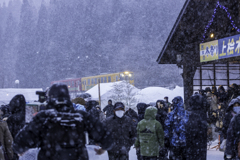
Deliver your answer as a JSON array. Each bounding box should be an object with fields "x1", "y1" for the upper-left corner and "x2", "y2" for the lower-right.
[{"x1": 0, "y1": 88, "x2": 43, "y2": 105}]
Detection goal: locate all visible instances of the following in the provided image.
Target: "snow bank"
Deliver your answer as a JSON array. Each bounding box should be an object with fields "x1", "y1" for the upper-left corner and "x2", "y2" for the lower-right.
[
  {"x1": 86, "y1": 81, "x2": 183, "y2": 107},
  {"x1": 86, "y1": 82, "x2": 121, "y2": 99},
  {"x1": 0, "y1": 88, "x2": 42, "y2": 105},
  {"x1": 135, "y1": 86, "x2": 184, "y2": 104}
]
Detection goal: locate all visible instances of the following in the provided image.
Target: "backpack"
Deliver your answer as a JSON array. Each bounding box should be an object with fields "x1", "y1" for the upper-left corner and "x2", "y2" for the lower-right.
[{"x1": 41, "y1": 110, "x2": 86, "y2": 159}]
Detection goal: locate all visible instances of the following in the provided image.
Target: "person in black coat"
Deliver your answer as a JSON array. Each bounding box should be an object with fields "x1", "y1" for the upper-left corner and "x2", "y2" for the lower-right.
[
  {"x1": 225, "y1": 103, "x2": 240, "y2": 160},
  {"x1": 155, "y1": 100, "x2": 168, "y2": 129},
  {"x1": 13, "y1": 84, "x2": 112, "y2": 160},
  {"x1": 155, "y1": 100, "x2": 168, "y2": 160},
  {"x1": 218, "y1": 85, "x2": 228, "y2": 105},
  {"x1": 103, "y1": 100, "x2": 115, "y2": 118},
  {"x1": 221, "y1": 98, "x2": 240, "y2": 160},
  {"x1": 185, "y1": 94, "x2": 208, "y2": 160},
  {"x1": 7, "y1": 94, "x2": 26, "y2": 160},
  {"x1": 86, "y1": 100, "x2": 100, "y2": 121},
  {"x1": 136, "y1": 103, "x2": 148, "y2": 160},
  {"x1": 103, "y1": 102, "x2": 136, "y2": 160},
  {"x1": 222, "y1": 99, "x2": 240, "y2": 140},
  {"x1": 136, "y1": 103, "x2": 148, "y2": 122},
  {"x1": 125, "y1": 107, "x2": 138, "y2": 127}
]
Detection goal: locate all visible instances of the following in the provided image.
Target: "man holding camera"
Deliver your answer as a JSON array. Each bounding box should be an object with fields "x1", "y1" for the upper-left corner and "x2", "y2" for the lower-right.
[{"x1": 13, "y1": 83, "x2": 112, "y2": 160}]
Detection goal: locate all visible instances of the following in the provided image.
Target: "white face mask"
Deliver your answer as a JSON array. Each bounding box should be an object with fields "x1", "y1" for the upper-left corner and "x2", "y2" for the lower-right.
[
  {"x1": 115, "y1": 110, "x2": 125, "y2": 118},
  {"x1": 233, "y1": 106, "x2": 240, "y2": 114}
]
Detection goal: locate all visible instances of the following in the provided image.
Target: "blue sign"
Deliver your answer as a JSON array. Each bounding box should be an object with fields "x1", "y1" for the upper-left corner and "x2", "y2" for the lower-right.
[
  {"x1": 200, "y1": 34, "x2": 240, "y2": 62},
  {"x1": 218, "y1": 34, "x2": 240, "y2": 60}
]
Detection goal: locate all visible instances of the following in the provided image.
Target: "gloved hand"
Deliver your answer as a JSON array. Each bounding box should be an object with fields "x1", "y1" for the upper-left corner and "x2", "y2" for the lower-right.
[
  {"x1": 94, "y1": 148, "x2": 105, "y2": 155},
  {"x1": 226, "y1": 155, "x2": 232, "y2": 159}
]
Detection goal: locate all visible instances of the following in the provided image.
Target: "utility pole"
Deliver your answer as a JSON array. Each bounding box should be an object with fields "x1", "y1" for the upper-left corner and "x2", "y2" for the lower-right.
[{"x1": 98, "y1": 79, "x2": 101, "y2": 106}]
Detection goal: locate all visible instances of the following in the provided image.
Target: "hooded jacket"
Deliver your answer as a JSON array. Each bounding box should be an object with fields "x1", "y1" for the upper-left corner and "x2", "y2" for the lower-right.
[
  {"x1": 7, "y1": 95, "x2": 26, "y2": 139},
  {"x1": 164, "y1": 96, "x2": 186, "y2": 147},
  {"x1": 222, "y1": 99, "x2": 240, "y2": 139},
  {"x1": 136, "y1": 103, "x2": 148, "y2": 122},
  {"x1": 185, "y1": 94, "x2": 208, "y2": 160},
  {"x1": 135, "y1": 106, "x2": 164, "y2": 157},
  {"x1": 225, "y1": 112, "x2": 240, "y2": 159}
]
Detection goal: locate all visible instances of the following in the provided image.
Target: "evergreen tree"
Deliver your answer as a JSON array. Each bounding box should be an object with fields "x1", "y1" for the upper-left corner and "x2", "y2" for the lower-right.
[{"x1": 16, "y1": 0, "x2": 36, "y2": 88}]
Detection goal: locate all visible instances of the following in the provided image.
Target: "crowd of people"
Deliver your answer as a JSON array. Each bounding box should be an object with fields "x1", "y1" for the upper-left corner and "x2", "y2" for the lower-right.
[{"x1": 0, "y1": 83, "x2": 240, "y2": 160}]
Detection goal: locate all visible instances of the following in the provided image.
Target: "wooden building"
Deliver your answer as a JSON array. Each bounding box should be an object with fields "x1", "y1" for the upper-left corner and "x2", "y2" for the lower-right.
[{"x1": 157, "y1": 0, "x2": 240, "y2": 106}]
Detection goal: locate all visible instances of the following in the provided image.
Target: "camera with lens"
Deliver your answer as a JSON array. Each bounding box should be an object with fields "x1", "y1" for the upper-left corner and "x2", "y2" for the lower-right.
[{"x1": 36, "y1": 91, "x2": 47, "y2": 103}]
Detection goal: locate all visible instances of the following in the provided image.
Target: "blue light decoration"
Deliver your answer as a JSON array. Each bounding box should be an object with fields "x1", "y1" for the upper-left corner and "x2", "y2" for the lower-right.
[{"x1": 202, "y1": 1, "x2": 240, "y2": 42}]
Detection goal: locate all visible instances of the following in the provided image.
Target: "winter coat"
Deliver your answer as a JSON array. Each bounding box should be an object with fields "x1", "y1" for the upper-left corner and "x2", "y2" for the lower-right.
[
  {"x1": 185, "y1": 94, "x2": 208, "y2": 160},
  {"x1": 164, "y1": 96, "x2": 186, "y2": 147},
  {"x1": 0, "y1": 120, "x2": 13, "y2": 160},
  {"x1": 136, "y1": 103, "x2": 148, "y2": 122},
  {"x1": 218, "y1": 86, "x2": 228, "y2": 104},
  {"x1": 74, "y1": 103, "x2": 86, "y2": 112},
  {"x1": 86, "y1": 100, "x2": 100, "y2": 121},
  {"x1": 135, "y1": 106, "x2": 164, "y2": 157},
  {"x1": 13, "y1": 107, "x2": 112, "y2": 160},
  {"x1": 222, "y1": 99, "x2": 240, "y2": 139},
  {"x1": 206, "y1": 92, "x2": 218, "y2": 111},
  {"x1": 99, "y1": 111, "x2": 106, "y2": 121},
  {"x1": 155, "y1": 100, "x2": 168, "y2": 130},
  {"x1": 226, "y1": 113, "x2": 240, "y2": 159},
  {"x1": 125, "y1": 108, "x2": 138, "y2": 126},
  {"x1": 7, "y1": 95, "x2": 26, "y2": 139},
  {"x1": 103, "y1": 114, "x2": 136, "y2": 154},
  {"x1": 103, "y1": 104, "x2": 114, "y2": 118}
]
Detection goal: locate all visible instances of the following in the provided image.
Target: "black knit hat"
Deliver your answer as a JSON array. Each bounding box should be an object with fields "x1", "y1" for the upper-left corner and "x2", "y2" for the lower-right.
[{"x1": 114, "y1": 102, "x2": 125, "y2": 110}]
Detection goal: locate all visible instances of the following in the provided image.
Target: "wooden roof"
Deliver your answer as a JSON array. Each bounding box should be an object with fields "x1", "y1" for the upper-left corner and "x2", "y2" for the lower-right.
[{"x1": 157, "y1": 0, "x2": 240, "y2": 65}]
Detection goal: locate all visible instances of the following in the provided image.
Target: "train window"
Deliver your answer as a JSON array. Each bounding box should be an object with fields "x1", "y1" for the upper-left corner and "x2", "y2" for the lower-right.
[
  {"x1": 101, "y1": 77, "x2": 103, "y2": 83},
  {"x1": 88, "y1": 79, "x2": 90, "y2": 85},
  {"x1": 116, "y1": 76, "x2": 119, "y2": 81},
  {"x1": 104, "y1": 77, "x2": 107, "y2": 83},
  {"x1": 129, "y1": 73, "x2": 134, "y2": 80},
  {"x1": 108, "y1": 76, "x2": 111, "y2": 82},
  {"x1": 95, "y1": 78, "x2": 97, "y2": 84},
  {"x1": 92, "y1": 78, "x2": 94, "y2": 84}
]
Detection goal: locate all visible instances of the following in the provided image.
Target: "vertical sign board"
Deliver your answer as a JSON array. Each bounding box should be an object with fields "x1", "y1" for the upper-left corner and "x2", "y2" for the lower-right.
[{"x1": 200, "y1": 34, "x2": 240, "y2": 62}]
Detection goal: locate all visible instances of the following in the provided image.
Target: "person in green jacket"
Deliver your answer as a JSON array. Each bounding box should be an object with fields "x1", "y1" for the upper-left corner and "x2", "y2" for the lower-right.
[{"x1": 135, "y1": 106, "x2": 164, "y2": 160}]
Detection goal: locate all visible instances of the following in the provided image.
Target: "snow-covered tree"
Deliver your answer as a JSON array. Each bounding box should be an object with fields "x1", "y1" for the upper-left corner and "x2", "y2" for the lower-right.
[{"x1": 108, "y1": 81, "x2": 139, "y2": 111}]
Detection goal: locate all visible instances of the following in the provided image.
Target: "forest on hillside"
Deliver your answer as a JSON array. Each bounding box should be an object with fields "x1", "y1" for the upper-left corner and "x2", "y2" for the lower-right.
[{"x1": 0, "y1": 0, "x2": 185, "y2": 89}]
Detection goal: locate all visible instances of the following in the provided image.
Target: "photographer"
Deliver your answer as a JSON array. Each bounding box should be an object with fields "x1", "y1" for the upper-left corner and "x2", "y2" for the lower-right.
[{"x1": 13, "y1": 84, "x2": 112, "y2": 160}]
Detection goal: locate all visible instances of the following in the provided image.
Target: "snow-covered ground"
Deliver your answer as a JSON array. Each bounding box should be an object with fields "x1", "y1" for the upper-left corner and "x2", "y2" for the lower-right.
[{"x1": 19, "y1": 144, "x2": 224, "y2": 160}]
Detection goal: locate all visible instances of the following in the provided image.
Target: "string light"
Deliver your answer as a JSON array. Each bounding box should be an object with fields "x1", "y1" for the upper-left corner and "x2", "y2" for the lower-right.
[{"x1": 202, "y1": 1, "x2": 240, "y2": 42}]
